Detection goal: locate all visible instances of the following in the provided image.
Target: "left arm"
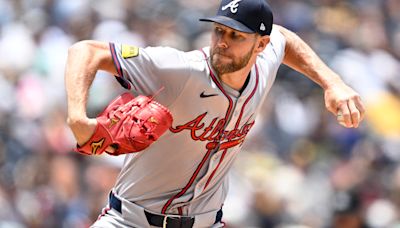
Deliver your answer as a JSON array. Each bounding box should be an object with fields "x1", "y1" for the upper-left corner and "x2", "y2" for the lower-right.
[{"x1": 276, "y1": 25, "x2": 365, "y2": 128}]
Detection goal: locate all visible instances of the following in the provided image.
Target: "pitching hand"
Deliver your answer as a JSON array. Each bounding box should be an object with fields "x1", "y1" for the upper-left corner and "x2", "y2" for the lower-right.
[{"x1": 324, "y1": 82, "x2": 365, "y2": 128}]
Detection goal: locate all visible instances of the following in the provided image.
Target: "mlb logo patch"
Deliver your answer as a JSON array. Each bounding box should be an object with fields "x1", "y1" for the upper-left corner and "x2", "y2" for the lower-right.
[{"x1": 121, "y1": 44, "x2": 139, "y2": 59}]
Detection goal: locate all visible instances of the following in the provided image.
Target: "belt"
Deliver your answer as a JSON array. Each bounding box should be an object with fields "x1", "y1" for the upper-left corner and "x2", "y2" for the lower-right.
[
  {"x1": 109, "y1": 192, "x2": 222, "y2": 228},
  {"x1": 144, "y1": 211, "x2": 194, "y2": 228}
]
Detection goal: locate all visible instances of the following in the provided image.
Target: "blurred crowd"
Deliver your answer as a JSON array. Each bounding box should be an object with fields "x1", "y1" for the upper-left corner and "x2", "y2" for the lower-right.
[{"x1": 0, "y1": 0, "x2": 399, "y2": 227}]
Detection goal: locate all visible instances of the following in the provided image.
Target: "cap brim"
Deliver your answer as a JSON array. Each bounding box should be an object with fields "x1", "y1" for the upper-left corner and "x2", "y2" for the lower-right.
[{"x1": 199, "y1": 16, "x2": 254, "y2": 34}]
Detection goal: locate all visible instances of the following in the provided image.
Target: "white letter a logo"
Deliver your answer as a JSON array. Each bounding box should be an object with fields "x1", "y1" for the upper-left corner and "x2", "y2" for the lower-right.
[{"x1": 222, "y1": 0, "x2": 242, "y2": 14}]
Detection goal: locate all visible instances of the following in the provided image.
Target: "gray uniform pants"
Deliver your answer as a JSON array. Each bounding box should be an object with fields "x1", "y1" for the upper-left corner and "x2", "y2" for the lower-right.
[{"x1": 91, "y1": 192, "x2": 224, "y2": 228}]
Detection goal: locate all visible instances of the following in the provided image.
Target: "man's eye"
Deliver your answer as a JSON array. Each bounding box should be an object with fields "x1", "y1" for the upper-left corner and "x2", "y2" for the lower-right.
[
  {"x1": 215, "y1": 28, "x2": 222, "y2": 33},
  {"x1": 231, "y1": 33, "x2": 241, "y2": 40}
]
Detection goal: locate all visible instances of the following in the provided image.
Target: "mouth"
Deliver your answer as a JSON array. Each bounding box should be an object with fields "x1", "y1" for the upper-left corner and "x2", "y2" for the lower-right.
[
  {"x1": 214, "y1": 52, "x2": 231, "y2": 59},
  {"x1": 213, "y1": 48, "x2": 230, "y2": 57}
]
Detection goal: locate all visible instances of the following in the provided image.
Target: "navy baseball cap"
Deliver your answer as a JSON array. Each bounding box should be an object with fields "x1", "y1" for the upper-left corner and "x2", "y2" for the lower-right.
[{"x1": 200, "y1": 0, "x2": 273, "y2": 36}]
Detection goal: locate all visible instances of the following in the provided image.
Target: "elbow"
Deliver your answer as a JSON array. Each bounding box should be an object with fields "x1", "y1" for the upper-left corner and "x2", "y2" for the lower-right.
[
  {"x1": 67, "y1": 40, "x2": 112, "y2": 71},
  {"x1": 68, "y1": 40, "x2": 95, "y2": 56}
]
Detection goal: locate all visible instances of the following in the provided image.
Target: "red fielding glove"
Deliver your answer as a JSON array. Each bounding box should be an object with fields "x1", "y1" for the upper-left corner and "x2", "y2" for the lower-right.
[{"x1": 75, "y1": 93, "x2": 173, "y2": 156}]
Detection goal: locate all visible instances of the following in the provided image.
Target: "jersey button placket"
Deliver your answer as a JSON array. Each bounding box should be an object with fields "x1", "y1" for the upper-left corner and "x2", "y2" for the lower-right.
[
  {"x1": 212, "y1": 155, "x2": 219, "y2": 161},
  {"x1": 194, "y1": 182, "x2": 204, "y2": 196},
  {"x1": 209, "y1": 155, "x2": 218, "y2": 169}
]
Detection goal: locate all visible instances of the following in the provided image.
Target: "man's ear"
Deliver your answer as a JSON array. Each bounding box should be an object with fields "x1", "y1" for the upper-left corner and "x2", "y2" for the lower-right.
[{"x1": 255, "y1": 36, "x2": 270, "y2": 53}]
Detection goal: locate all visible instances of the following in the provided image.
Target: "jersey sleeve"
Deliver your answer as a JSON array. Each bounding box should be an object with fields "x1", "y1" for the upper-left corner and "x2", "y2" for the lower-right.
[
  {"x1": 109, "y1": 43, "x2": 191, "y2": 105},
  {"x1": 256, "y1": 26, "x2": 287, "y2": 95},
  {"x1": 266, "y1": 26, "x2": 287, "y2": 64},
  {"x1": 258, "y1": 26, "x2": 287, "y2": 76}
]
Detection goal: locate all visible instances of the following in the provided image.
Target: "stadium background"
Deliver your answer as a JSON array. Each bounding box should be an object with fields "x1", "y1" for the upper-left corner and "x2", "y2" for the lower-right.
[{"x1": 0, "y1": 0, "x2": 399, "y2": 227}]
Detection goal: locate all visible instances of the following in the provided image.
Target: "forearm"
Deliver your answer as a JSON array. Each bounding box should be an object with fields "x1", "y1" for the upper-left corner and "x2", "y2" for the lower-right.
[
  {"x1": 64, "y1": 41, "x2": 115, "y2": 122},
  {"x1": 277, "y1": 25, "x2": 342, "y2": 90},
  {"x1": 65, "y1": 42, "x2": 98, "y2": 122}
]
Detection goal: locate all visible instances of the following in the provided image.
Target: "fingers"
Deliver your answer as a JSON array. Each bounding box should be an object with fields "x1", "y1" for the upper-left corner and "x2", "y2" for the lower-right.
[
  {"x1": 337, "y1": 98, "x2": 364, "y2": 128},
  {"x1": 337, "y1": 102, "x2": 353, "y2": 128},
  {"x1": 348, "y1": 100, "x2": 360, "y2": 128},
  {"x1": 324, "y1": 85, "x2": 366, "y2": 128}
]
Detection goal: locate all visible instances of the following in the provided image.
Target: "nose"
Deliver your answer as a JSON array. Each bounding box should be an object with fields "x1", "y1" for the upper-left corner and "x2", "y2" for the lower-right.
[{"x1": 216, "y1": 35, "x2": 228, "y2": 49}]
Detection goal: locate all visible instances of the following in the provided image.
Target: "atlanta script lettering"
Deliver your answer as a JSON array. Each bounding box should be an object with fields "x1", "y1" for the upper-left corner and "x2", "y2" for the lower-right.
[{"x1": 170, "y1": 112, "x2": 255, "y2": 150}]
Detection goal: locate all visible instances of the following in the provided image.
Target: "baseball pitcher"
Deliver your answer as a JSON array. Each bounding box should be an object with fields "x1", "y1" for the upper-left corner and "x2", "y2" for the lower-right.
[{"x1": 65, "y1": 0, "x2": 365, "y2": 227}]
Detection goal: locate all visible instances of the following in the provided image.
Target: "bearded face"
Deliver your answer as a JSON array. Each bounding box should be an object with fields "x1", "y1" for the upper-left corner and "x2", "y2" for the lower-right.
[{"x1": 210, "y1": 42, "x2": 255, "y2": 76}]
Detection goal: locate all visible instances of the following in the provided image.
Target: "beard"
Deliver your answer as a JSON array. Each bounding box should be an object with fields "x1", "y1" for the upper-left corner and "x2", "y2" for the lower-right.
[{"x1": 210, "y1": 43, "x2": 255, "y2": 75}]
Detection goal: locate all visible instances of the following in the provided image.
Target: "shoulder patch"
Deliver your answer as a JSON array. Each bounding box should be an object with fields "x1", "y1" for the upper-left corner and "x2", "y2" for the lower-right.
[{"x1": 121, "y1": 44, "x2": 139, "y2": 58}]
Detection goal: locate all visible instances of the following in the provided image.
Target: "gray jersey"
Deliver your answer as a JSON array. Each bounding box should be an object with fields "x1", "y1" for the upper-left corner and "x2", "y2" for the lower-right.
[{"x1": 108, "y1": 27, "x2": 286, "y2": 217}]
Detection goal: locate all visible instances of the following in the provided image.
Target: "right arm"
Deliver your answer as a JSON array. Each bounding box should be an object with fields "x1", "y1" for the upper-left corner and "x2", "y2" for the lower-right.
[
  {"x1": 276, "y1": 25, "x2": 365, "y2": 128},
  {"x1": 64, "y1": 40, "x2": 116, "y2": 145}
]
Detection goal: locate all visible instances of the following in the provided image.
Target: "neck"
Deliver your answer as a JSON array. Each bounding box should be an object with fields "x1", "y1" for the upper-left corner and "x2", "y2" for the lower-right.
[{"x1": 218, "y1": 58, "x2": 256, "y2": 91}]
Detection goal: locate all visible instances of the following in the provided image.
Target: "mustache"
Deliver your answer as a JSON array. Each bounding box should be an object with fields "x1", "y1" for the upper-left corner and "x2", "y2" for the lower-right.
[{"x1": 212, "y1": 48, "x2": 231, "y2": 57}]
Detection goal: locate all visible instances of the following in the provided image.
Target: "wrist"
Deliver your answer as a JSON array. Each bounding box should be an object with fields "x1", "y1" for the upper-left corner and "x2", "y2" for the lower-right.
[{"x1": 321, "y1": 74, "x2": 344, "y2": 91}]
